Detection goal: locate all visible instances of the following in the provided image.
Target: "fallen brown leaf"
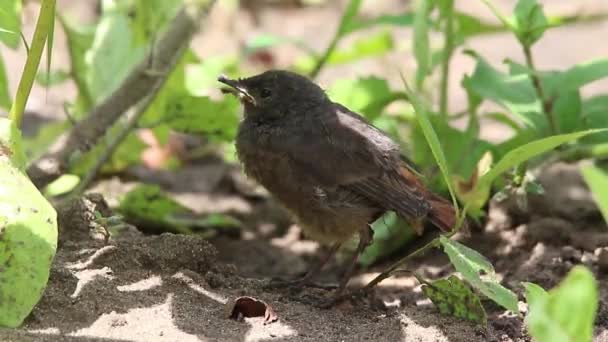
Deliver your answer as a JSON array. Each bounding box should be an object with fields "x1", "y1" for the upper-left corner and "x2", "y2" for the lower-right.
[{"x1": 226, "y1": 296, "x2": 278, "y2": 325}]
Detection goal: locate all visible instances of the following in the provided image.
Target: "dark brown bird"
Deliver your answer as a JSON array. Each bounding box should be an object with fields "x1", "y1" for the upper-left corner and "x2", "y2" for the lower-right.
[{"x1": 219, "y1": 70, "x2": 456, "y2": 299}]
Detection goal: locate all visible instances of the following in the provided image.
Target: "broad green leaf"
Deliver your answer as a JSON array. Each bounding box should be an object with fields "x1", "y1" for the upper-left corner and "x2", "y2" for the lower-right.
[
  {"x1": 327, "y1": 77, "x2": 404, "y2": 121},
  {"x1": 0, "y1": 118, "x2": 58, "y2": 328},
  {"x1": 186, "y1": 56, "x2": 239, "y2": 96},
  {"x1": 132, "y1": 0, "x2": 182, "y2": 44},
  {"x1": 0, "y1": 0, "x2": 21, "y2": 48},
  {"x1": 512, "y1": 0, "x2": 548, "y2": 46},
  {"x1": 453, "y1": 12, "x2": 505, "y2": 40},
  {"x1": 440, "y1": 236, "x2": 519, "y2": 313},
  {"x1": 357, "y1": 213, "x2": 416, "y2": 267},
  {"x1": 85, "y1": 3, "x2": 144, "y2": 102},
  {"x1": 478, "y1": 130, "x2": 604, "y2": 192},
  {"x1": 163, "y1": 95, "x2": 240, "y2": 142},
  {"x1": 485, "y1": 112, "x2": 522, "y2": 132},
  {"x1": 466, "y1": 130, "x2": 605, "y2": 212},
  {"x1": 413, "y1": 0, "x2": 431, "y2": 89},
  {"x1": 35, "y1": 69, "x2": 70, "y2": 87},
  {"x1": 581, "y1": 165, "x2": 608, "y2": 225},
  {"x1": 581, "y1": 95, "x2": 608, "y2": 144},
  {"x1": 551, "y1": 90, "x2": 581, "y2": 134},
  {"x1": 422, "y1": 275, "x2": 487, "y2": 325},
  {"x1": 543, "y1": 59, "x2": 608, "y2": 98},
  {"x1": 525, "y1": 266, "x2": 598, "y2": 342},
  {"x1": 0, "y1": 52, "x2": 11, "y2": 109},
  {"x1": 118, "y1": 184, "x2": 193, "y2": 234},
  {"x1": 43, "y1": 174, "x2": 80, "y2": 197},
  {"x1": 463, "y1": 54, "x2": 545, "y2": 131},
  {"x1": 57, "y1": 14, "x2": 95, "y2": 113}
]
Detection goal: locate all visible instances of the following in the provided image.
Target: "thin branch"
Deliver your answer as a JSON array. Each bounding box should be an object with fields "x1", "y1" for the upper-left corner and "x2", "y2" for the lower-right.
[
  {"x1": 27, "y1": 0, "x2": 216, "y2": 188},
  {"x1": 70, "y1": 73, "x2": 169, "y2": 197}
]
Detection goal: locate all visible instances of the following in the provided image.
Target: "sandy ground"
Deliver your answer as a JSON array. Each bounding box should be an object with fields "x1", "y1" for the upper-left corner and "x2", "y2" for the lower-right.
[
  {"x1": 0, "y1": 161, "x2": 606, "y2": 342},
  {"x1": 1, "y1": 1, "x2": 608, "y2": 341}
]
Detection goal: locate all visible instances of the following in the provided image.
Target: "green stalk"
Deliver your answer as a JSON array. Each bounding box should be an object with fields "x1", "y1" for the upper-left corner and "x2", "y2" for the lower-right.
[
  {"x1": 523, "y1": 44, "x2": 557, "y2": 135},
  {"x1": 8, "y1": 0, "x2": 56, "y2": 127},
  {"x1": 439, "y1": 0, "x2": 454, "y2": 117}
]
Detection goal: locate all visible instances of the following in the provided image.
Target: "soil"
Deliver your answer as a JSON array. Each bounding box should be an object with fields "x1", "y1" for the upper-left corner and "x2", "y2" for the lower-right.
[
  {"x1": 0, "y1": 161, "x2": 607, "y2": 342},
  {"x1": 1, "y1": 1, "x2": 608, "y2": 341}
]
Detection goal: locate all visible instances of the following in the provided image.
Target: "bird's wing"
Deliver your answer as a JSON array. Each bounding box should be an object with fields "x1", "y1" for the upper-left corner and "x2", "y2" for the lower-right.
[{"x1": 276, "y1": 103, "x2": 430, "y2": 219}]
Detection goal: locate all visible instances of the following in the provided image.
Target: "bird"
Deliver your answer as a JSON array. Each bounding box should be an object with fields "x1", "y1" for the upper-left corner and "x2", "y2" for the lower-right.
[{"x1": 218, "y1": 70, "x2": 456, "y2": 303}]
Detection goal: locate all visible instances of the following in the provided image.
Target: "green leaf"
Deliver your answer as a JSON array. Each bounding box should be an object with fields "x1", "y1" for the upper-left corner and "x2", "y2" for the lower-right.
[
  {"x1": 35, "y1": 69, "x2": 70, "y2": 87},
  {"x1": 440, "y1": 236, "x2": 519, "y2": 313},
  {"x1": 453, "y1": 12, "x2": 506, "y2": 40},
  {"x1": 86, "y1": 5, "x2": 145, "y2": 101},
  {"x1": 552, "y1": 90, "x2": 582, "y2": 134},
  {"x1": 118, "y1": 184, "x2": 192, "y2": 234},
  {"x1": 357, "y1": 213, "x2": 416, "y2": 267},
  {"x1": 57, "y1": 14, "x2": 95, "y2": 113},
  {"x1": 43, "y1": 174, "x2": 80, "y2": 197},
  {"x1": 525, "y1": 266, "x2": 598, "y2": 342},
  {"x1": 0, "y1": 52, "x2": 11, "y2": 109},
  {"x1": 131, "y1": 0, "x2": 182, "y2": 44},
  {"x1": 0, "y1": 0, "x2": 21, "y2": 48},
  {"x1": 466, "y1": 130, "x2": 605, "y2": 212},
  {"x1": 581, "y1": 165, "x2": 608, "y2": 225},
  {"x1": 163, "y1": 95, "x2": 240, "y2": 141},
  {"x1": 186, "y1": 56, "x2": 238, "y2": 96},
  {"x1": 0, "y1": 118, "x2": 58, "y2": 328},
  {"x1": 463, "y1": 54, "x2": 545, "y2": 131},
  {"x1": 327, "y1": 77, "x2": 404, "y2": 121},
  {"x1": 413, "y1": 0, "x2": 432, "y2": 89},
  {"x1": 543, "y1": 59, "x2": 608, "y2": 98},
  {"x1": 422, "y1": 275, "x2": 487, "y2": 325},
  {"x1": 0, "y1": 118, "x2": 26, "y2": 170},
  {"x1": 512, "y1": 0, "x2": 548, "y2": 46},
  {"x1": 581, "y1": 95, "x2": 608, "y2": 144}
]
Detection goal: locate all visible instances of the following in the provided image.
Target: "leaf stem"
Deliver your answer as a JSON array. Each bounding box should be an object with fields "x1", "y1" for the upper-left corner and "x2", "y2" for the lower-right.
[
  {"x1": 522, "y1": 44, "x2": 557, "y2": 135},
  {"x1": 9, "y1": 0, "x2": 56, "y2": 127}
]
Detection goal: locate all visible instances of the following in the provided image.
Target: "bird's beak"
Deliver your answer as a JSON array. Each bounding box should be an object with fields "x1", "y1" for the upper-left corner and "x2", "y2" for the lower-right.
[{"x1": 218, "y1": 75, "x2": 256, "y2": 106}]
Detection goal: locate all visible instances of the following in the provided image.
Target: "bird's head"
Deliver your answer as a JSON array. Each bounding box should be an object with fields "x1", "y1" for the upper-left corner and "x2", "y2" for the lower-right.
[{"x1": 218, "y1": 70, "x2": 329, "y2": 122}]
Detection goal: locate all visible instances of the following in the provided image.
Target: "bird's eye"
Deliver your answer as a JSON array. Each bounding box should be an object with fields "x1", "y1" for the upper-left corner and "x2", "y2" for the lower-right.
[{"x1": 260, "y1": 88, "x2": 272, "y2": 99}]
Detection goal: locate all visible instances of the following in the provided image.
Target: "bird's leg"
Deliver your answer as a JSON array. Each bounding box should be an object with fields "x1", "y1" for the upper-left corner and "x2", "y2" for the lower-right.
[
  {"x1": 265, "y1": 242, "x2": 341, "y2": 290},
  {"x1": 332, "y1": 225, "x2": 374, "y2": 298}
]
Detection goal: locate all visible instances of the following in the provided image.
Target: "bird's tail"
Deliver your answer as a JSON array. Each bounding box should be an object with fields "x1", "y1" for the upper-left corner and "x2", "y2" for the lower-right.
[{"x1": 425, "y1": 192, "x2": 457, "y2": 232}]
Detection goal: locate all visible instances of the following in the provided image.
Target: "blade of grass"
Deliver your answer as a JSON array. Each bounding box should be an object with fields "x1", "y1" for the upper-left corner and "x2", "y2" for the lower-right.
[{"x1": 400, "y1": 72, "x2": 460, "y2": 215}]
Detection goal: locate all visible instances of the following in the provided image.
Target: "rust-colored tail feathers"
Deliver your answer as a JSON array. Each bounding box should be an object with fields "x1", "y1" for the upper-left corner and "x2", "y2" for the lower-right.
[{"x1": 398, "y1": 165, "x2": 457, "y2": 233}]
